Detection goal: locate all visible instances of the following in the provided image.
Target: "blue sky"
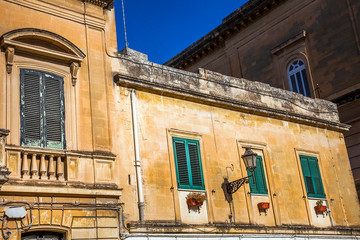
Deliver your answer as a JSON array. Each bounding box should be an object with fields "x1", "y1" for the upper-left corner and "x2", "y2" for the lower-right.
[{"x1": 113, "y1": 1, "x2": 249, "y2": 64}]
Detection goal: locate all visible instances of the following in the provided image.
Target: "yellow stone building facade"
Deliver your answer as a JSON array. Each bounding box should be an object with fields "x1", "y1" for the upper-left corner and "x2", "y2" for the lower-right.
[
  {"x1": 0, "y1": 0, "x2": 359, "y2": 239},
  {"x1": 0, "y1": 0, "x2": 122, "y2": 239}
]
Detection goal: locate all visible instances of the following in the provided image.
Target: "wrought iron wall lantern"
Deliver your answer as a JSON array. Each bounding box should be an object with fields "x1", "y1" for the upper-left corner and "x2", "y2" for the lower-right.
[{"x1": 222, "y1": 148, "x2": 258, "y2": 204}]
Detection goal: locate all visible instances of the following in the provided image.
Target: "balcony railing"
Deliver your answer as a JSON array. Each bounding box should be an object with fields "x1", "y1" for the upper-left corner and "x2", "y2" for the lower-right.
[
  {"x1": 5, "y1": 145, "x2": 117, "y2": 184},
  {"x1": 21, "y1": 151, "x2": 65, "y2": 181},
  {"x1": 6, "y1": 146, "x2": 66, "y2": 182}
]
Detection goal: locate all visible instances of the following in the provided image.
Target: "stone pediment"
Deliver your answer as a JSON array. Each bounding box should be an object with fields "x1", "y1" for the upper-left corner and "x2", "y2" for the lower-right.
[
  {"x1": 1, "y1": 28, "x2": 86, "y2": 63},
  {"x1": 1, "y1": 28, "x2": 85, "y2": 85}
]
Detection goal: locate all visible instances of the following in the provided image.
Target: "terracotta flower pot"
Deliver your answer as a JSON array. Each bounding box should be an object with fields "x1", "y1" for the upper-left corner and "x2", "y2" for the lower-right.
[
  {"x1": 187, "y1": 198, "x2": 203, "y2": 206},
  {"x1": 314, "y1": 205, "x2": 327, "y2": 213},
  {"x1": 258, "y1": 202, "x2": 270, "y2": 210}
]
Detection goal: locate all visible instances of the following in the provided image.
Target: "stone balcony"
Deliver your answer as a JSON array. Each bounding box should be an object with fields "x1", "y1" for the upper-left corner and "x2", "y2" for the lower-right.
[
  {"x1": 6, "y1": 146, "x2": 67, "y2": 182},
  {"x1": 3, "y1": 145, "x2": 121, "y2": 197}
]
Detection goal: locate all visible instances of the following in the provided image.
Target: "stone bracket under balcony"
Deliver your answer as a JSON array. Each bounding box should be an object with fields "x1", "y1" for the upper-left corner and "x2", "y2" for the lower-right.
[{"x1": 0, "y1": 128, "x2": 11, "y2": 189}]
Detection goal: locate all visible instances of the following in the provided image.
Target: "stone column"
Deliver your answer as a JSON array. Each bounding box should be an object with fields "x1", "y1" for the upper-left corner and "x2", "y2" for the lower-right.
[{"x1": 0, "y1": 129, "x2": 11, "y2": 187}]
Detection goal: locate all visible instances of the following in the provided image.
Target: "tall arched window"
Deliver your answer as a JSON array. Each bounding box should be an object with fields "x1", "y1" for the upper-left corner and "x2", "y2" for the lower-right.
[{"x1": 288, "y1": 59, "x2": 311, "y2": 97}]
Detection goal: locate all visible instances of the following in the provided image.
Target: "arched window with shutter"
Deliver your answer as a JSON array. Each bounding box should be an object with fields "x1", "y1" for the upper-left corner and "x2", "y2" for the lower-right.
[{"x1": 287, "y1": 59, "x2": 311, "y2": 97}]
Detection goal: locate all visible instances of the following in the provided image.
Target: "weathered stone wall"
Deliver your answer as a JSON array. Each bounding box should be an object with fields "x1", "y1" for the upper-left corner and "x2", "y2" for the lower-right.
[
  {"x1": 113, "y1": 50, "x2": 360, "y2": 234},
  {"x1": 114, "y1": 50, "x2": 344, "y2": 130}
]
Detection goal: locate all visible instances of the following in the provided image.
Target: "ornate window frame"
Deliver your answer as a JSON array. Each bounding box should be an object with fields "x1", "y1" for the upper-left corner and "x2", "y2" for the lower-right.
[
  {"x1": 271, "y1": 30, "x2": 315, "y2": 98},
  {"x1": 1, "y1": 28, "x2": 85, "y2": 150}
]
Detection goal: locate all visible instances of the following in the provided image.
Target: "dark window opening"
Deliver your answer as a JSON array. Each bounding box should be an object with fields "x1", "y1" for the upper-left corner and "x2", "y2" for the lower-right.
[{"x1": 22, "y1": 231, "x2": 64, "y2": 240}]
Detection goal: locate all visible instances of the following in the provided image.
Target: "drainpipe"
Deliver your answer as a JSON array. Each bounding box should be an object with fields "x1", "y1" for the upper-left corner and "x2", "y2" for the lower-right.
[{"x1": 130, "y1": 90, "x2": 145, "y2": 222}]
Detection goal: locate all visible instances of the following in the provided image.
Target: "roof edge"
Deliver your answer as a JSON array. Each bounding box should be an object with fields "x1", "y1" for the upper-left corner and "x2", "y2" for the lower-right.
[{"x1": 165, "y1": 0, "x2": 287, "y2": 68}]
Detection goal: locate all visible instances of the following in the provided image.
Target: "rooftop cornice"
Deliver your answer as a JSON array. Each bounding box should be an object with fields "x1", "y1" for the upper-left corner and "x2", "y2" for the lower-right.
[
  {"x1": 83, "y1": 0, "x2": 115, "y2": 8},
  {"x1": 114, "y1": 52, "x2": 349, "y2": 132},
  {"x1": 165, "y1": 0, "x2": 287, "y2": 69}
]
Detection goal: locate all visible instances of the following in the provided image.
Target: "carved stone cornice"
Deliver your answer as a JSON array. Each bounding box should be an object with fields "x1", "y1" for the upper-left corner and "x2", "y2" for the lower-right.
[{"x1": 83, "y1": 0, "x2": 115, "y2": 8}]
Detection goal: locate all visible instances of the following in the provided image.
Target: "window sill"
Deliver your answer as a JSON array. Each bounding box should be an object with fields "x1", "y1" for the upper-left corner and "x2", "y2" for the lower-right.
[
  {"x1": 249, "y1": 193, "x2": 268, "y2": 196},
  {"x1": 177, "y1": 188, "x2": 206, "y2": 193}
]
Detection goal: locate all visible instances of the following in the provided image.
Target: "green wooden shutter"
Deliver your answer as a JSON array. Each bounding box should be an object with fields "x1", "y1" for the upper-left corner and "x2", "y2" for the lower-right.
[
  {"x1": 44, "y1": 73, "x2": 65, "y2": 149},
  {"x1": 300, "y1": 155, "x2": 325, "y2": 198},
  {"x1": 300, "y1": 156, "x2": 315, "y2": 195},
  {"x1": 20, "y1": 70, "x2": 42, "y2": 147},
  {"x1": 174, "y1": 139, "x2": 190, "y2": 188},
  {"x1": 256, "y1": 157, "x2": 268, "y2": 194},
  {"x1": 173, "y1": 138, "x2": 204, "y2": 190},
  {"x1": 248, "y1": 167, "x2": 257, "y2": 193},
  {"x1": 308, "y1": 157, "x2": 325, "y2": 197},
  {"x1": 188, "y1": 141, "x2": 204, "y2": 189},
  {"x1": 247, "y1": 156, "x2": 268, "y2": 194}
]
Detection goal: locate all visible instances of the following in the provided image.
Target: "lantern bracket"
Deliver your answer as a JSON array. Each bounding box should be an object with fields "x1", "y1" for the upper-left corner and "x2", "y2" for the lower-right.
[
  {"x1": 222, "y1": 174, "x2": 253, "y2": 204},
  {"x1": 227, "y1": 175, "x2": 251, "y2": 194},
  {"x1": 222, "y1": 148, "x2": 258, "y2": 204}
]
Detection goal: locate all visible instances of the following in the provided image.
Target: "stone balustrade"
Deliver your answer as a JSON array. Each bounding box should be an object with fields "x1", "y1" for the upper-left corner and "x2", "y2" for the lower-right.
[
  {"x1": 5, "y1": 146, "x2": 117, "y2": 185},
  {"x1": 6, "y1": 146, "x2": 66, "y2": 181},
  {"x1": 21, "y1": 151, "x2": 65, "y2": 181}
]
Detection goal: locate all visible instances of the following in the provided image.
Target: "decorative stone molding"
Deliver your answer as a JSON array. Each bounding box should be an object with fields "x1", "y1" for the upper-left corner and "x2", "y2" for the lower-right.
[
  {"x1": 0, "y1": 129, "x2": 11, "y2": 189},
  {"x1": 1, "y1": 29, "x2": 85, "y2": 81},
  {"x1": 84, "y1": 0, "x2": 114, "y2": 8},
  {"x1": 5, "y1": 47, "x2": 14, "y2": 74},
  {"x1": 1, "y1": 29, "x2": 86, "y2": 61},
  {"x1": 271, "y1": 30, "x2": 307, "y2": 55},
  {"x1": 70, "y1": 62, "x2": 80, "y2": 86}
]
